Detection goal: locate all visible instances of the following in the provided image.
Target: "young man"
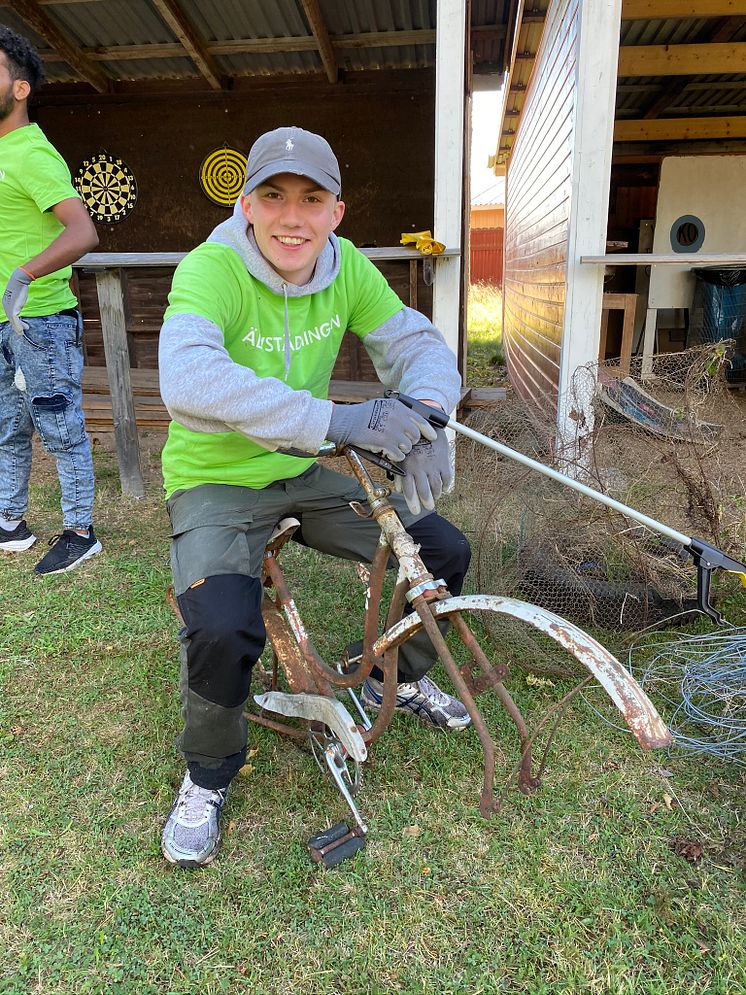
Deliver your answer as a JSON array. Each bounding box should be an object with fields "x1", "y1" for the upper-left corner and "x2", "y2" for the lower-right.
[
  {"x1": 159, "y1": 126, "x2": 472, "y2": 868},
  {"x1": 0, "y1": 27, "x2": 101, "y2": 575}
]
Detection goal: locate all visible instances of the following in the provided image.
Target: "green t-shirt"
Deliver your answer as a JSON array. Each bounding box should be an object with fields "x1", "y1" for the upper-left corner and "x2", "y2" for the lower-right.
[
  {"x1": 0, "y1": 123, "x2": 80, "y2": 320},
  {"x1": 161, "y1": 237, "x2": 403, "y2": 495}
]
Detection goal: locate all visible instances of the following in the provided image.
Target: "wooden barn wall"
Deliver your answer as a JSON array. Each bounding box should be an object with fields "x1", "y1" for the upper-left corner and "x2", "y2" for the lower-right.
[
  {"x1": 503, "y1": 0, "x2": 578, "y2": 411},
  {"x1": 34, "y1": 73, "x2": 435, "y2": 251},
  {"x1": 33, "y1": 73, "x2": 435, "y2": 376}
]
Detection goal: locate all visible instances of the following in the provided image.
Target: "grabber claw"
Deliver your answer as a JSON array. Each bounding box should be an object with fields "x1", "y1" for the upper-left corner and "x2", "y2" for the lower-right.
[{"x1": 308, "y1": 821, "x2": 366, "y2": 869}]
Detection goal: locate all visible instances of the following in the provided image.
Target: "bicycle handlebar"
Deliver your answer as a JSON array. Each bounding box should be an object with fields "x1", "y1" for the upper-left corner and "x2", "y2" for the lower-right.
[{"x1": 277, "y1": 441, "x2": 405, "y2": 476}]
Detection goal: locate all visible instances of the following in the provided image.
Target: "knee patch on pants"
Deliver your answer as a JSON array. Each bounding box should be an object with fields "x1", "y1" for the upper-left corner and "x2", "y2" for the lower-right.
[{"x1": 177, "y1": 573, "x2": 266, "y2": 709}]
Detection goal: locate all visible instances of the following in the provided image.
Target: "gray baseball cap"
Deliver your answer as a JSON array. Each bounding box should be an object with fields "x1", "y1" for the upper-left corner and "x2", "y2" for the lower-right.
[{"x1": 243, "y1": 126, "x2": 341, "y2": 196}]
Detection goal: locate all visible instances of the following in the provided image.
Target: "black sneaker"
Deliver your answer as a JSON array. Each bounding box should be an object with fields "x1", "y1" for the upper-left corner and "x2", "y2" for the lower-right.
[
  {"x1": 0, "y1": 520, "x2": 37, "y2": 552},
  {"x1": 34, "y1": 529, "x2": 102, "y2": 575}
]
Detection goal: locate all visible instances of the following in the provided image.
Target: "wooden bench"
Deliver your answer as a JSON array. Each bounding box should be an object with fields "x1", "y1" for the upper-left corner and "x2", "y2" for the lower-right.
[{"x1": 82, "y1": 367, "x2": 477, "y2": 428}]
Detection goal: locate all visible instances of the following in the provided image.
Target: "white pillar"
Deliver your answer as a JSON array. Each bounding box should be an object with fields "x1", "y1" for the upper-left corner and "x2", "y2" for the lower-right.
[
  {"x1": 433, "y1": 0, "x2": 466, "y2": 366},
  {"x1": 556, "y1": 0, "x2": 622, "y2": 454}
]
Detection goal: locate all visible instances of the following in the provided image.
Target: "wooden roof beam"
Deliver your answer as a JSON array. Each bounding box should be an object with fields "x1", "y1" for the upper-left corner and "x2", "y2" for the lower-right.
[
  {"x1": 150, "y1": 0, "x2": 226, "y2": 91},
  {"x1": 615, "y1": 116, "x2": 746, "y2": 141},
  {"x1": 37, "y1": 29, "x2": 450, "y2": 65},
  {"x1": 8, "y1": 0, "x2": 110, "y2": 91},
  {"x1": 641, "y1": 15, "x2": 746, "y2": 117},
  {"x1": 622, "y1": 0, "x2": 744, "y2": 17},
  {"x1": 299, "y1": 0, "x2": 338, "y2": 84},
  {"x1": 618, "y1": 41, "x2": 746, "y2": 76}
]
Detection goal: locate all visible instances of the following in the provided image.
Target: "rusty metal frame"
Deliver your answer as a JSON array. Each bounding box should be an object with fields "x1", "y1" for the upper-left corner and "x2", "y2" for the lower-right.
[{"x1": 250, "y1": 446, "x2": 673, "y2": 821}]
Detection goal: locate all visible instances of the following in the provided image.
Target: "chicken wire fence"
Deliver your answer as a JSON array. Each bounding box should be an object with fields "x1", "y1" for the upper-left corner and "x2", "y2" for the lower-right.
[{"x1": 445, "y1": 341, "x2": 746, "y2": 681}]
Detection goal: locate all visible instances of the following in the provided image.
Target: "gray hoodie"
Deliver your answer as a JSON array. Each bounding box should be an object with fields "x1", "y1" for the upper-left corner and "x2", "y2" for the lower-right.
[{"x1": 158, "y1": 206, "x2": 461, "y2": 456}]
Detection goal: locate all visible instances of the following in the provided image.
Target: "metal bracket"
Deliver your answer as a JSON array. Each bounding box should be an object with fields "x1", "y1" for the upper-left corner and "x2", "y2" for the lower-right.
[
  {"x1": 423, "y1": 256, "x2": 434, "y2": 286},
  {"x1": 406, "y1": 578, "x2": 447, "y2": 603},
  {"x1": 254, "y1": 691, "x2": 368, "y2": 761}
]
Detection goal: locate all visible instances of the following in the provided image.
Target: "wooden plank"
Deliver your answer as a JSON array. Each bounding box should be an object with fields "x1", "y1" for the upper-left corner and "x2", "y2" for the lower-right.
[
  {"x1": 300, "y1": 0, "x2": 338, "y2": 84},
  {"x1": 582, "y1": 252, "x2": 746, "y2": 264},
  {"x1": 622, "y1": 0, "x2": 743, "y2": 18},
  {"x1": 83, "y1": 366, "x2": 161, "y2": 395},
  {"x1": 40, "y1": 30, "x2": 441, "y2": 65},
  {"x1": 461, "y1": 386, "x2": 508, "y2": 407},
  {"x1": 600, "y1": 293, "x2": 638, "y2": 377},
  {"x1": 640, "y1": 15, "x2": 746, "y2": 119},
  {"x1": 614, "y1": 116, "x2": 746, "y2": 141},
  {"x1": 95, "y1": 270, "x2": 145, "y2": 497},
  {"x1": 81, "y1": 375, "x2": 474, "y2": 424},
  {"x1": 74, "y1": 248, "x2": 458, "y2": 268},
  {"x1": 150, "y1": 0, "x2": 226, "y2": 91},
  {"x1": 8, "y1": 0, "x2": 110, "y2": 92},
  {"x1": 618, "y1": 42, "x2": 746, "y2": 77},
  {"x1": 409, "y1": 259, "x2": 418, "y2": 310}
]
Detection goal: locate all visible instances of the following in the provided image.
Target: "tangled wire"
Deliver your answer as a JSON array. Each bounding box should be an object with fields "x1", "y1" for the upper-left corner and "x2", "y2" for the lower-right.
[{"x1": 628, "y1": 627, "x2": 746, "y2": 765}]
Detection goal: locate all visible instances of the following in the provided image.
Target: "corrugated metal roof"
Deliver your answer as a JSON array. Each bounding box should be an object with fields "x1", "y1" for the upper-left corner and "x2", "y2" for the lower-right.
[
  {"x1": 0, "y1": 6, "x2": 47, "y2": 50},
  {"x1": 497, "y1": 4, "x2": 746, "y2": 169},
  {"x1": 48, "y1": 0, "x2": 176, "y2": 47},
  {"x1": 620, "y1": 17, "x2": 714, "y2": 47},
  {"x1": 0, "y1": 0, "x2": 511, "y2": 89},
  {"x1": 100, "y1": 57, "x2": 199, "y2": 81}
]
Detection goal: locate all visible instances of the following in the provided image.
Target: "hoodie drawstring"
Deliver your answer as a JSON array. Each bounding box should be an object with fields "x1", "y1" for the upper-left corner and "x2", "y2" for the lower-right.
[{"x1": 282, "y1": 282, "x2": 291, "y2": 380}]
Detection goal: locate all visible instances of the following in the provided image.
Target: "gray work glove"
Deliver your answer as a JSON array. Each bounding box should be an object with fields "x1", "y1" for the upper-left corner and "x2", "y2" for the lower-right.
[
  {"x1": 2, "y1": 267, "x2": 33, "y2": 334},
  {"x1": 395, "y1": 428, "x2": 453, "y2": 515},
  {"x1": 327, "y1": 398, "x2": 437, "y2": 463}
]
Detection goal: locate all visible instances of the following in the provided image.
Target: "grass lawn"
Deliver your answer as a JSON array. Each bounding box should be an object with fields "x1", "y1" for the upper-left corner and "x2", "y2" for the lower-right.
[
  {"x1": 0, "y1": 441, "x2": 744, "y2": 995},
  {"x1": 466, "y1": 283, "x2": 506, "y2": 387}
]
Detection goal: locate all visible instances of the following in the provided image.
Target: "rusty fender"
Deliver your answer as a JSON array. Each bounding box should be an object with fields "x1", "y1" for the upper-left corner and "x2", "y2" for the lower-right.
[{"x1": 376, "y1": 594, "x2": 673, "y2": 751}]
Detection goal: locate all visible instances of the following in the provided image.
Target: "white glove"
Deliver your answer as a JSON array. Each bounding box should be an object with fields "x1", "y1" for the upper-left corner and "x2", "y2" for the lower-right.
[
  {"x1": 327, "y1": 398, "x2": 436, "y2": 463},
  {"x1": 2, "y1": 267, "x2": 34, "y2": 334},
  {"x1": 395, "y1": 429, "x2": 453, "y2": 515}
]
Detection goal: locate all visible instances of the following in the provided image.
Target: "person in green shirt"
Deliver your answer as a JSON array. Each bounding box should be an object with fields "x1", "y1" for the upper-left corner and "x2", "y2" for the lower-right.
[
  {"x1": 159, "y1": 126, "x2": 472, "y2": 868},
  {"x1": 0, "y1": 27, "x2": 101, "y2": 574}
]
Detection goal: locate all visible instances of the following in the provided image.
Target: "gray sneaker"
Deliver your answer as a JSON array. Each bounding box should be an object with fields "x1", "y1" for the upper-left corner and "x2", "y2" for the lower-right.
[
  {"x1": 161, "y1": 771, "x2": 228, "y2": 868},
  {"x1": 360, "y1": 674, "x2": 472, "y2": 732}
]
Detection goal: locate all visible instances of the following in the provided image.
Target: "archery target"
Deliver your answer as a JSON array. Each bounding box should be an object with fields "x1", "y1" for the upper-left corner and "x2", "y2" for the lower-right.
[
  {"x1": 200, "y1": 147, "x2": 247, "y2": 206},
  {"x1": 74, "y1": 154, "x2": 138, "y2": 224}
]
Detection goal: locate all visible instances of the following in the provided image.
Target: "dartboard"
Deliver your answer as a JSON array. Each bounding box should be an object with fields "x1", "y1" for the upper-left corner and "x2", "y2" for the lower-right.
[
  {"x1": 200, "y1": 147, "x2": 247, "y2": 206},
  {"x1": 74, "y1": 154, "x2": 138, "y2": 224}
]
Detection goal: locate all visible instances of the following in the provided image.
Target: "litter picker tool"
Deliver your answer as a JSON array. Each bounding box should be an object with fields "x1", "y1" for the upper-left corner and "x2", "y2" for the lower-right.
[{"x1": 386, "y1": 391, "x2": 746, "y2": 625}]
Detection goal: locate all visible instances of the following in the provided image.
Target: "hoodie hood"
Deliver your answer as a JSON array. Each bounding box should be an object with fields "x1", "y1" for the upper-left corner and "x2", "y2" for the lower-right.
[
  {"x1": 207, "y1": 201, "x2": 341, "y2": 297},
  {"x1": 207, "y1": 205, "x2": 342, "y2": 379}
]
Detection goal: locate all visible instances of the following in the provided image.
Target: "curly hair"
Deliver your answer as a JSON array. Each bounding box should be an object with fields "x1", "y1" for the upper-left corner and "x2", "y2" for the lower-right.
[{"x1": 0, "y1": 26, "x2": 45, "y2": 96}]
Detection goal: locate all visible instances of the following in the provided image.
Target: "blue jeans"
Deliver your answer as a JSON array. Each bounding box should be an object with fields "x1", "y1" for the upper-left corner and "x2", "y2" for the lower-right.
[{"x1": 0, "y1": 312, "x2": 95, "y2": 530}]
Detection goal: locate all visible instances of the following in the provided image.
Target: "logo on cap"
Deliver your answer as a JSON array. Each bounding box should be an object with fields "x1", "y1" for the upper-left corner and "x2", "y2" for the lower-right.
[{"x1": 285, "y1": 139, "x2": 295, "y2": 151}]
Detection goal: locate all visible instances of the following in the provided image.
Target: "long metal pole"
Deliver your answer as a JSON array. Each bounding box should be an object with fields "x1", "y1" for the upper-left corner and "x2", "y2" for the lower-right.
[{"x1": 445, "y1": 416, "x2": 693, "y2": 548}]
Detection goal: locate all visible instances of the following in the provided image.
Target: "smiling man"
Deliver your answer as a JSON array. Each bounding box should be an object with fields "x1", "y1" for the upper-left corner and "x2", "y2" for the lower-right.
[
  {"x1": 158, "y1": 127, "x2": 472, "y2": 868},
  {"x1": 0, "y1": 27, "x2": 101, "y2": 575}
]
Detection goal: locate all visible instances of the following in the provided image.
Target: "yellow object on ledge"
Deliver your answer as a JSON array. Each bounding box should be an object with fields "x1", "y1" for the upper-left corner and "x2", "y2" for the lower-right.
[{"x1": 400, "y1": 230, "x2": 446, "y2": 255}]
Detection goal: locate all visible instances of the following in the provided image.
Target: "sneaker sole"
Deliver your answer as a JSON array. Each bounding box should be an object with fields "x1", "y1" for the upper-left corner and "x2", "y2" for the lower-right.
[
  {"x1": 0, "y1": 534, "x2": 37, "y2": 552},
  {"x1": 35, "y1": 540, "x2": 102, "y2": 576},
  {"x1": 161, "y1": 839, "x2": 221, "y2": 869}
]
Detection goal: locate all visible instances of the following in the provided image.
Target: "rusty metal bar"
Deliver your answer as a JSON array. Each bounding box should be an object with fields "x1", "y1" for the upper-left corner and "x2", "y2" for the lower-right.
[
  {"x1": 247, "y1": 711, "x2": 307, "y2": 740},
  {"x1": 264, "y1": 555, "x2": 364, "y2": 690},
  {"x1": 362, "y1": 581, "x2": 408, "y2": 747},
  {"x1": 450, "y1": 612, "x2": 538, "y2": 792},
  {"x1": 378, "y1": 594, "x2": 672, "y2": 750},
  {"x1": 411, "y1": 596, "x2": 499, "y2": 817}
]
